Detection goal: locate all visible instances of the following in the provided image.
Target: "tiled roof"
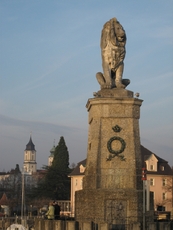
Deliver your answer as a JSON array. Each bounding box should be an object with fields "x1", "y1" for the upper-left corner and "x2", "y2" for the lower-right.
[
  {"x1": 0, "y1": 193, "x2": 9, "y2": 205},
  {"x1": 141, "y1": 145, "x2": 167, "y2": 163},
  {"x1": 68, "y1": 159, "x2": 86, "y2": 176},
  {"x1": 141, "y1": 145, "x2": 173, "y2": 176}
]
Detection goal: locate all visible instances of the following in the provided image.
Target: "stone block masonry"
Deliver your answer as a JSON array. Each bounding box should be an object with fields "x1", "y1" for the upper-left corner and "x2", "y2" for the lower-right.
[{"x1": 75, "y1": 88, "x2": 144, "y2": 228}]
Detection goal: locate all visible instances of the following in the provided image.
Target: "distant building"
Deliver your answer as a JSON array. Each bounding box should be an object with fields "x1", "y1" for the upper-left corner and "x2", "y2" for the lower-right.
[
  {"x1": 23, "y1": 136, "x2": 37, "y2": 173},
  {"x1": 0, "y1": 137, "x2": 46, "y2": 214},
  {"x1": 0, "y1": 172, "x2": 10, "y2": 182},
  {"x1": 0, "y1": 193, "x2": 9, "y2": 216},
  {"x1": 0, "y1": 164, "x2": 21, "y2": 189},
  {"x1": 68, "y1": 159, "x2": 86, "y2": 217},
  {"x1": 141, "y1": 145, "x2": 173, "y2": 212},
  {"x1": 69, "y1": 146, "x2": 173, "y2": 216}
]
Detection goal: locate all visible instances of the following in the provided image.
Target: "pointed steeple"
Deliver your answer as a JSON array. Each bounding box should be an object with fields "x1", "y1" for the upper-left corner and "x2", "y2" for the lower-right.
[{"x1": 25, "y1": 136, "x2": 35, "y2": 151}]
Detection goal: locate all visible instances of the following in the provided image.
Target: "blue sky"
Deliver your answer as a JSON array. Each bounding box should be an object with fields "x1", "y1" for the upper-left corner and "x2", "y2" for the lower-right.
[{"x1": 0, "y1": 0, "x2": 173, "y2": 171}]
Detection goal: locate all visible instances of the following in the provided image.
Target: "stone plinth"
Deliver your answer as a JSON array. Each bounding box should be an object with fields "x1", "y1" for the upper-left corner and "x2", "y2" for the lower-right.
[{"x1": 75, "y1": 88, "x2": 143, "y2": 226}]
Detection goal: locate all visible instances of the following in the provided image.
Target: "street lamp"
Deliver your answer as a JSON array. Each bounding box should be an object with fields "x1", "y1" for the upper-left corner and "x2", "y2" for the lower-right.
[{"x1": 142, "y1": 168, "x2": 147, "y2": 230}]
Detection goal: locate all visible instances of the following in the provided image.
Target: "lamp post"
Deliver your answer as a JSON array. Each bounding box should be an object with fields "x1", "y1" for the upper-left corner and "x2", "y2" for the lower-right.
[
  {"x1": 30, "y1": 205, "x2": 32, "y2": 217},
  {"x1": 21, "y1": 170, "x2": 25, "y2": 220},
  {"x1": 142, "y1": 168, "x2": 147, "y2": 230}
]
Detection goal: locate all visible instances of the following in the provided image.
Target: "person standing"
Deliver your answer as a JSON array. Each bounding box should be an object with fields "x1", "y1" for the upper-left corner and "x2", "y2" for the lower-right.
[
  {"x1": 46, "y1": 201, "x2": 55, "y2": 220},
  {"x1": 53, "y1": 201, "x2": 61, "y2": 220}
]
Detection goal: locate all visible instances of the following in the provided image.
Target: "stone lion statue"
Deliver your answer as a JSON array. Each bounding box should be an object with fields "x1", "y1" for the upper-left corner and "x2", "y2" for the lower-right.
[{"x1": 96, "y1": 17, "x2": 130, "y2": 89}]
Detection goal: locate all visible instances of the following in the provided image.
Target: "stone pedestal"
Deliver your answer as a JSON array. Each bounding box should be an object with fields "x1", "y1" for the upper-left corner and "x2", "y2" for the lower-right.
[{"x1": 75, "y1": 88, "x2": 143, "y2": 227}]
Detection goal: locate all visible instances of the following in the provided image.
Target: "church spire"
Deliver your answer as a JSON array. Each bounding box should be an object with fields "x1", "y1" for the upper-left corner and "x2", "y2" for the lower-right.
[{"x1": 25, "y1": 136, "x2": 35, "y2": 151}]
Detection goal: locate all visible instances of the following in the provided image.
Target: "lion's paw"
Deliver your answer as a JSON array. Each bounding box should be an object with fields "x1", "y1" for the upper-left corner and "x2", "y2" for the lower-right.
[{"x1": 115, "y1": 81, "x2": 125, "y2": 89}]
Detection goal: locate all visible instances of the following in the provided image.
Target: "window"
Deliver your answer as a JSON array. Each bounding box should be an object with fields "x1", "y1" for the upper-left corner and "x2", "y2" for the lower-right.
[
  {"x1": 157, "y1": 206, "x2": 165, "y2": 211},
  {"x1": 150, "y1": 165, "x2": 154, "y2": 171},
  {"x1": 80, "y1": 179, "x2": 83, "y2": 188},
  {"x1": 75, "y1": 179, "x2": 78, "y2": 186},
  {"x1": 80, "y1": 165, "x2": 85, "y2": 173},
  {"x1": 150, "y1": 178, "x2": 154, "y2": 186},
  {"x1": 162, "y1": 178, "x2": 167, "y2": 186},
  {"x1": 161, "y1": 166, "x2": 164, "y2": 171},
  {"x1": 162, "y1": 193, "x2": 166, "y2": 200}
]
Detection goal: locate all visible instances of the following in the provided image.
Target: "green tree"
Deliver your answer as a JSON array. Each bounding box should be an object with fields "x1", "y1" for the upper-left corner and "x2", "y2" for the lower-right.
[
  {"x1": 52, "y1": 136, "x2": 69, "y2": 170},
  {"x1": 30, "y1": 136, "x2": 72, "y2": 200},
  {"x1": 50, "y1": 136, "x2": 71, "y2": 199}
]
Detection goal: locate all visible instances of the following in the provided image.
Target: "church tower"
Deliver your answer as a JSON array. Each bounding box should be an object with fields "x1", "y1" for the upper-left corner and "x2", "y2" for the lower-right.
[{"x1": 23, "y1": 136, "x2": 37, "y2": 173}]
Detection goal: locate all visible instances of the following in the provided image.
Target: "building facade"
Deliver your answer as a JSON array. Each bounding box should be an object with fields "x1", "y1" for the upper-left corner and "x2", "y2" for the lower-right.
[
  {"x1": 68, "y1": 159, "x2": 86, "y2": 217},
  {"x1": 69, "y1": 146, "x2": 173, "y2": 216},
  {"x1": 141, "y1": 145, "x2": 173, "y2": 212}
]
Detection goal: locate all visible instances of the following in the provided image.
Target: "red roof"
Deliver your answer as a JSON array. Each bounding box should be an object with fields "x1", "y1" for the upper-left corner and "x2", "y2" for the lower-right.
[{"x1": 0, "y1": 193, "x2": 9, "y2": 205}]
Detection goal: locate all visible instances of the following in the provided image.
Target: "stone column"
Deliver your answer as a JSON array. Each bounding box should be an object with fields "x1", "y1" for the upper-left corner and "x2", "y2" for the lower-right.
[{"x1": 76, "y1": 89, "x2": 143, "y2": 227}]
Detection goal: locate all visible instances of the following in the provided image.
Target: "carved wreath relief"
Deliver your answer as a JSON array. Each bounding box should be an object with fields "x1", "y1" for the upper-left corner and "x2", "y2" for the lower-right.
[{"x1": 106, "y1": 125, "x2": 126, "y2": 161}]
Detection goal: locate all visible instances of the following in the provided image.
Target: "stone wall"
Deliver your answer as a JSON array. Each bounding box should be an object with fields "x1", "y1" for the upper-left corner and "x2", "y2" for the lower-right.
[
  {"x1": 1, "y1": 219, "x2": 173, "y2": 230},
  {"x1": 32, "y1": 219, "x2": 173, "y2": 230}
]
